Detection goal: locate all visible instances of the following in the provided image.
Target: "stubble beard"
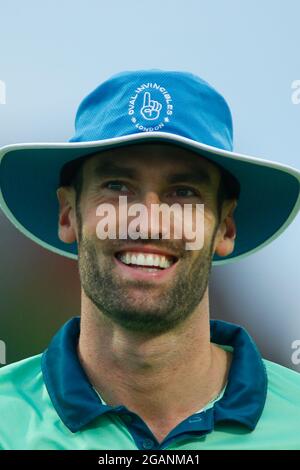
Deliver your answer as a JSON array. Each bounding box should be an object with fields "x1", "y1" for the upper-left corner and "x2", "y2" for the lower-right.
[{"x1": 77, "y1": 209, "x2": 218, "y2": 335}]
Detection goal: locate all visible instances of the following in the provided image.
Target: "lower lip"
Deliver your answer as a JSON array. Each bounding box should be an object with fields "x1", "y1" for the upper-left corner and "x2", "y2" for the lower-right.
[{"x1": 113, "y1": 255, "x2": 179, "y2": 282}]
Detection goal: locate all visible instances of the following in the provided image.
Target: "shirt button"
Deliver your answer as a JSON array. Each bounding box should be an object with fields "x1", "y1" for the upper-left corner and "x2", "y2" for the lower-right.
[{"x1": 142, "y1": 438, "x2": 155, "y2": 449}]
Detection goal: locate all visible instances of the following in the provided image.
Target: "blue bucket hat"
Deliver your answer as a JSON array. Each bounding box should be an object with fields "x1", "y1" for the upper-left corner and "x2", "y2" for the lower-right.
[{"x1": 0, "y1": 69, "x2": 299, "y2": 265}]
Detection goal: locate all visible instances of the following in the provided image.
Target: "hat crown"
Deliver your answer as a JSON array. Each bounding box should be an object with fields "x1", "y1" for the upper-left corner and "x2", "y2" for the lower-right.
[{"x1": 69, "y1": 69, "x2": 233, "y2": 151}]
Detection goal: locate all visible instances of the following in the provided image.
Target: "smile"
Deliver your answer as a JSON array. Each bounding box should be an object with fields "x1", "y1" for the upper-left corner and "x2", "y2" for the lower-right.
[
  {"x1": 115, "y1": 251, "x2": 177, "y2": 271},
  {"x1": 113, "y1": 249, "x2": 179, "y2": 281}
]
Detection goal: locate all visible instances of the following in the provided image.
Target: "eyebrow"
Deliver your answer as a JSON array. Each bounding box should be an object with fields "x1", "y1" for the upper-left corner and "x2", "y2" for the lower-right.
[
  {"x1": 93, "y1": 161, "x2": 212, "y2": 186},
  {"x1": 93, "y1": 162, "x2": 137, "y2": 180},
  {"x1": 167, "y1": 172, "x2": 211, "y2": 186}
]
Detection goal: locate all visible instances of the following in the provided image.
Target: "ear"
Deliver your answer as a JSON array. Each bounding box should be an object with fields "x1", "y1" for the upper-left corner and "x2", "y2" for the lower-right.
[
  {"x1": 213, "y1": 200, "x2": 237, "y2": 257},
  {"x1": 57, "y1": 187, "x2": 77, "y2": 244}
]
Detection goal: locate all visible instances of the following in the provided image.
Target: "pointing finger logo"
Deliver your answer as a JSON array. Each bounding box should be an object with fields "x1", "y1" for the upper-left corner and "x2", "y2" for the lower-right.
[{"x1": 140, "y1": 92, "x2": 162, "y2": 120}]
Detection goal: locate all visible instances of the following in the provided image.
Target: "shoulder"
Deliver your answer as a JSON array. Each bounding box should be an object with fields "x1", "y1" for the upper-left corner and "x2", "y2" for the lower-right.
[
  {"x1": 263, "y1": 358, "x2": 300, "y2": 391},
  {"x1": 0, "y1": 354, "x2": 44, "y2": 423},
  {"x1": 0, "y1": 353, "x2": 44, "y2": 409},
  {"x1": 0, "y1": 353, "x2": 43, "y2": 389},
  {"x1": 0, "y1": 354, "x2": 47, "y2": 448},
  {"x1": 0, "y1": 354, "x2": 45, "y2": 411},
  {"x1": 262, "y1": 358, "x2": 300, "y2": 413}
]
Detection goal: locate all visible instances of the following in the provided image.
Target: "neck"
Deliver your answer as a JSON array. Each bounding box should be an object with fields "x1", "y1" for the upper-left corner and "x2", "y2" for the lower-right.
[{"x1": 78, "y1": 288, "x2": 232, "y2": 429}]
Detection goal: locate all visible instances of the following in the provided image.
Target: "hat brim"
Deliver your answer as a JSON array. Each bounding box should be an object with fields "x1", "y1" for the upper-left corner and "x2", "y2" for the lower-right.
[{"x1": 0, "y1": 131, "x2": 299, "y2": 266}]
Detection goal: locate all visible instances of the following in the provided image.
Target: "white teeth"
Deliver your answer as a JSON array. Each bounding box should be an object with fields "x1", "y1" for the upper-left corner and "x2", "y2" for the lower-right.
[
  {"x1": 153, "y1": 256, "x2": 160, "y2": 267},
  {"x1": 146, "y1": 255, "x2": 154, "y2": 266},
  {"x1": 136, "y1": 254, "x2": 144, "y2": 265},
  {"x1": 118, "y1": 251, "x2": 174, "y2": 269}
]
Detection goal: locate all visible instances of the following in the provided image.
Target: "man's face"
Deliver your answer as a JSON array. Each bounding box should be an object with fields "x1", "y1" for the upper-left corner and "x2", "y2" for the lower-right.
[{"x1": 69, "y1": 143, "x2": 225, "y2": 334}]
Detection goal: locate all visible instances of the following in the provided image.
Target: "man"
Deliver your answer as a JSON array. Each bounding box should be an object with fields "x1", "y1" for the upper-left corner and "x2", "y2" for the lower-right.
[{"x1": 0, "y1": 69, "x2": 300, "y2": 450}]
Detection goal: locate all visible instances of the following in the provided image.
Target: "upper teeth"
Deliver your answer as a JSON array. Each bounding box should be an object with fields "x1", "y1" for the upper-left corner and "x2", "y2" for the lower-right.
[{"x1": 118, "y1": 252, "x2": 174, "y2": 269}]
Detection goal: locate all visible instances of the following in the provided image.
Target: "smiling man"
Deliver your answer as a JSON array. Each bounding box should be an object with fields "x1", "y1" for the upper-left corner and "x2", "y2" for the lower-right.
[
  {"x1": 0, "y1": 69, "x2": 300, "y2": 450},
  {"x1": 60, "y1": 144, "x2": 236, "y2": 336}
]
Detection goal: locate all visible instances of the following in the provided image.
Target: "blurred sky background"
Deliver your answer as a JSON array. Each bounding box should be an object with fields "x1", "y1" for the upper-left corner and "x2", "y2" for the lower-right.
[{"x1": 0, "y1": 0, "x2": 299, "y2": 370}]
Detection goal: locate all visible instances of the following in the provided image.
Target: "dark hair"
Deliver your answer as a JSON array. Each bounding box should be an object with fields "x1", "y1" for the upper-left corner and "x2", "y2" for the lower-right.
[
  {"x1": 59, "y1": 155, "x2": 87, "y2": 208},
  {"x1": 216, "y1": 164, "x2": 241, "y2": 220},
  {"x1": 59, "y1": 154, "x2": 241, "y2": 218}
]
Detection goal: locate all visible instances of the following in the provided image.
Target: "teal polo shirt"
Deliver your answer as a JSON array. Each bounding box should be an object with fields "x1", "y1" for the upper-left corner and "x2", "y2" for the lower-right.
[{"x1": 0, "y1": 317, "x2": 300, "y2": 450}]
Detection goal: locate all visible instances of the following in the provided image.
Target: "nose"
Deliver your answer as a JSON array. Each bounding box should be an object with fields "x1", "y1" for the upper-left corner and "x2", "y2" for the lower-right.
[
  {"x1": 140, "y1": 191, "x2": 162, "y2": 239},
  {"x1": 143, "y1": 191, "x2": 161, "y2": 207},
  {"x1": 129, "y1": 191, "x2": 167, "y2": 240},
  {"x1": 132, "y1": 191, "x2": 187, "y2": 242}
]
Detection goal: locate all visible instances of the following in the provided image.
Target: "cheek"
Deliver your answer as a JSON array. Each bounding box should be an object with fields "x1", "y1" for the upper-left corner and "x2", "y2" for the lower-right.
[
  {"x1": 80, "y1": 203, "x2": 102, "y2": 240},
  {"x1": 203, "y1": 211, "x2": 217, "y2": 239},
  {"x1": 82, "y1": 203, "x2": 124, "y2": 243},
  {"x1": 180, "y1": 205, "x2": 217, "y2": 248}
]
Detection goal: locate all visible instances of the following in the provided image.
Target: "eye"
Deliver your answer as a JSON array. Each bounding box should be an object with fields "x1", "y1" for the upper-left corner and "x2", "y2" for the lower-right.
[
  {"x1": 168, "y1": 186, "x2": 198, "y2": 198},
  {"x1": 104, "y1": 180, "x2": 130, "y2": 192}
]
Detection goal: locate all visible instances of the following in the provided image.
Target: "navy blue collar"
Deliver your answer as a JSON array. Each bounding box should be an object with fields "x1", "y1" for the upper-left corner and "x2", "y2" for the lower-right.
[{"x1": 42, "y1": 317, "x2": 267, "y2": 434}]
